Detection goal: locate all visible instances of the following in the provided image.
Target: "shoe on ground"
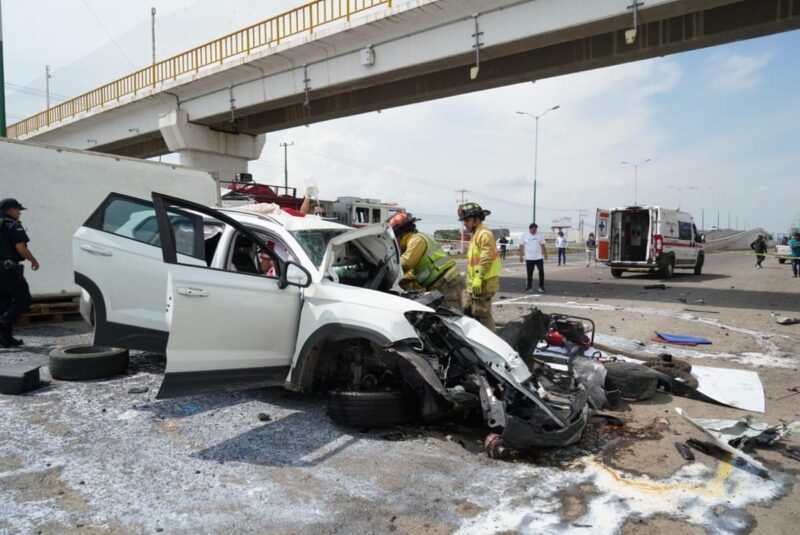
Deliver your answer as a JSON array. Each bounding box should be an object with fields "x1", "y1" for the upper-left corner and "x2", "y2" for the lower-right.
[
  {"x1": 524, "y1": 287, "x2": 533, "y2": 293},
  {"x1": 537, "y1": 287, "x2": 545, "y2": 293},
  {"x1": 0, "y1": 336, "x2": 23, "y2": 348}
]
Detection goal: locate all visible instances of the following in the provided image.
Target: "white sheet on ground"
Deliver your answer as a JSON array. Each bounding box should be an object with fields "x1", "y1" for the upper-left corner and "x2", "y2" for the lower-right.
[{"x1": 691, "y1": 366, "x2": 764, "y2": 413}]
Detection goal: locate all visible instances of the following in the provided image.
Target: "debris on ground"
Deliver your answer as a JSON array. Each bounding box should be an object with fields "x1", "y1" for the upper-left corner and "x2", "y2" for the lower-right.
[
  {"x1": 643, "y1": 284, "x2": 668, "y2": 290},
  {"x1": 676, "y1": 408, "x2": 800, "y2": 476},
  {"x1": 653, "y1": 332, "x2": 712, "y2": 346},
  {"x1": 0, "y1": 362, "x2": 43, "y2": 395},
  {"x1": 771, "y1": 312, "x2": 800, "y2": 326},
  {"x1": 675, "y1": 441, "x2": 696, "y2": 461},
  {"x1": 127, "y1": 386, "x2": 149, "y2": 394},
  {"x1": 257, "y1": 412, "x2": 272, "y2": 422}
]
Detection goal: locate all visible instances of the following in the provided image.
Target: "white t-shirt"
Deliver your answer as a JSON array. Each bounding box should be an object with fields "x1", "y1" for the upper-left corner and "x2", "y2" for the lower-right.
[
  {"x1": 521, "y1": 232, "x2": 545, "y2": 261},
  {"x1": 556, "y1": 236, "x2": 568, "y2": 248}
]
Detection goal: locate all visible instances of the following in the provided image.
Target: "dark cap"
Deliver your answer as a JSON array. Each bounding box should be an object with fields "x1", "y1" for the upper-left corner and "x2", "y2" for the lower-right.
[{"x1": 0, "y1": 198, "x2": 26, "y2": 212}]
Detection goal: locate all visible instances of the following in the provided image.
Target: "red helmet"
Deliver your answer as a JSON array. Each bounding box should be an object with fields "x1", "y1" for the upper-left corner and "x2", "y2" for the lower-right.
[{"x1": 388, "y1": 212, "x2": 419, "y2": 235}]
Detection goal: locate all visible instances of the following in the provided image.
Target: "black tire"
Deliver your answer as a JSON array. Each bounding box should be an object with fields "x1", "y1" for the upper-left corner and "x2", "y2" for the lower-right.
[
  {"x1": 661, "y1": 256, "x2": 675, "y2": 279},
  {"x1": 327, "y1": 390, "x2": 418, "y2": 427},
  {"x1": 694, "y1": 253, "x2": 704, "y2": 275},
  {"x1": 49, "y1": 345, "x2": 129, "y2": 380},
  {"x1": 647, "y1": 365, "x2": 699, "y2": 388},
  {"x1": 779, "y1": 258, "x2": 786, "y2": 265},
  {"x1": 603, "y1": 362, "x2": 660, "y2": 401},
  {"x1": 611, "y1": 269, "x2": 623, "y2": 278}
]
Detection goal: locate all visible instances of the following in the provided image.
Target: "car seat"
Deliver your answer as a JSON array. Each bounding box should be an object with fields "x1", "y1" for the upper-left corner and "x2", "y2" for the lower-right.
[{"x1": 232, "y1": 234, "x2": 259, "y2": 273}]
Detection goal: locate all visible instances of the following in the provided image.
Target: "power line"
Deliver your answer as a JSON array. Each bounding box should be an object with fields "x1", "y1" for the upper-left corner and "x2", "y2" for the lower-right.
[
  {"x1": 268, "y1": 140, "x2": 580, "y2": 213},
  {"x1": 4, "y1": 82, "x2": 68, "y2": 101},
  {"x1": 79, "y1": 0, "x2": 137, "y2": 70}
]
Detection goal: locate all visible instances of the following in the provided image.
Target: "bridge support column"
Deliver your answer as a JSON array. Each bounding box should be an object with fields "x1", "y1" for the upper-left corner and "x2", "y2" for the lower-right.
[{"x1": 159, "y1": 110, "x2": 265, "y2": 181}]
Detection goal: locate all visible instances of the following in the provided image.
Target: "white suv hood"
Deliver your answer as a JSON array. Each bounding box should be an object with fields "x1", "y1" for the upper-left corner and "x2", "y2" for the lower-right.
[{"x1": 321, "y1": 223, "x2": 401, "y2": 283}]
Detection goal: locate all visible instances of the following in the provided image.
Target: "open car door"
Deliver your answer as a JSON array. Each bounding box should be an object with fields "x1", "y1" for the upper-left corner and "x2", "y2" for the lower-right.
[
  {"x1": 320, "y1": 223, "x2": 400, "y2": 290},
  {"x1": 73, "y1": 193, "x2": 206, "y2": 353},
  {"x1": 151, "y1": 193, "x2": 312, "y2": 399},
  {"x1": 595, "y1": 209, "x2": 610, "y2": 262}
]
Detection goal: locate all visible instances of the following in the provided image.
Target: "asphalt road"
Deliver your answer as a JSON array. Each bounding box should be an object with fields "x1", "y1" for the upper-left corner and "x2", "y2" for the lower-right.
[{"x1": 1, "y1": 251, "x2": 798, "y2": 534}]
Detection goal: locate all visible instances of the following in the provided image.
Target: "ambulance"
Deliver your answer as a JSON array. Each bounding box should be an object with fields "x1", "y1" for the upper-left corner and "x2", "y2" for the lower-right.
[{"x1": 595, "y1": 206, "x2": 705, "y2": 278}]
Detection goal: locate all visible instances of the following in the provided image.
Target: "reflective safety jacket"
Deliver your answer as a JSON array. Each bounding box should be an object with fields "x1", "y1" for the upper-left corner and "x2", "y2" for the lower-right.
[
  {"x1": 467, "y1": 223, "x2": 501, "y2": 293},
  {"x1": 399, "y1": 232, "x2": 457, "y2": 288}
]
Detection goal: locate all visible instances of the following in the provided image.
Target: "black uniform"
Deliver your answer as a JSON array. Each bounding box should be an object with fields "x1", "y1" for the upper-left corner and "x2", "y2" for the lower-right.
[{"x1": 0, "y1": 217, "x2": 32, "y2": 340}]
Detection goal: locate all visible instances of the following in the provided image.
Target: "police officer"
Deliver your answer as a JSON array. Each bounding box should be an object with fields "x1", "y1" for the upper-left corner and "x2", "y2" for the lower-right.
[
  {"x1": 458, "y1": 203, "x2": 501, "y2": 330},
  {"x1": 388, "y1": 212, "x2": 465, "y2": 311},
  {"x1": 0, "y1": 199, "x2": 39, "y2": 347}
]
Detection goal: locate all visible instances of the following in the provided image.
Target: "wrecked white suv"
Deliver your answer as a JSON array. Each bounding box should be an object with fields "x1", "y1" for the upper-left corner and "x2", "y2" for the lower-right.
[{"x1": 73, "y1": 192, "x2": 587, "y2": 448}]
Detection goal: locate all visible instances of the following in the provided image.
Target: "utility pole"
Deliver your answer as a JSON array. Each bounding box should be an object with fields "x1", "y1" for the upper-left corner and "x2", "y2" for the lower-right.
[
  {"x1": 45, "y1": 65, "x2": 51, "y2": 109},
  {"x1": 0, "y1": 0, "x2": 6, "y2": 137},
  {"x1": 151, "y1": 7, "x2": 157, "y2": 65},
  {"x1": 280, "y1": 142, "x2": 294, "y2": 190},
  {"x1": 456, "y1": 189, "x2": 468, "y2": 254}
]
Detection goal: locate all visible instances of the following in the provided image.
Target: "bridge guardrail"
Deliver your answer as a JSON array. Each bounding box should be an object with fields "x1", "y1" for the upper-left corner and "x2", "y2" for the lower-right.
[{"x1": 8, "y1": 0, "x2": 392, "y2": 139}]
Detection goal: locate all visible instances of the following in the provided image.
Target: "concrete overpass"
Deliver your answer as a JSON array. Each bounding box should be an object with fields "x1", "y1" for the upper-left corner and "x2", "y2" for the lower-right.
[{"x1": 9, "y1": 0, "x2": 800, "y2": 179}]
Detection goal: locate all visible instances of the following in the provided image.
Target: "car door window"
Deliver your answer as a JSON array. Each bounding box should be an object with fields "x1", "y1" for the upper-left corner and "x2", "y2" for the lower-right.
[
  {"x1": 85, "y1": 194, "x2": 204, "y2": 258},
  {"x1": 679, "y1": 222, "x2": 693, "y2": 241}
]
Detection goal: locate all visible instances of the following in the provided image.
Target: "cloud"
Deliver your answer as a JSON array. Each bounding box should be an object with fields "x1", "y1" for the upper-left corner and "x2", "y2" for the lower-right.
[{"x1": 705, "y1": 53, "x2": 772, "y2": 94}]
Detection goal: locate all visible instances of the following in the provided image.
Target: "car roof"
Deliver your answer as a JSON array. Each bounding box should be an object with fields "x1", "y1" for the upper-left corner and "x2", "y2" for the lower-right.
[{"x1": 219, "y1": 207, "x2": 351, "y2": 232}]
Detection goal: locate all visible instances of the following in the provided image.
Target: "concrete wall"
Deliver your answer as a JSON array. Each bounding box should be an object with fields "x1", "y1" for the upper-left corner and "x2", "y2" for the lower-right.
[{"x1": 0, "y1": 138, "x2": 218, "y2": 297}]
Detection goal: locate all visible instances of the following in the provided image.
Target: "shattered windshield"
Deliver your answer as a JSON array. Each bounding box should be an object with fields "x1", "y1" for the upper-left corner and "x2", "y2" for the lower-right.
[{"x1": 291, "y1": 229, "x2": 347, "y2": 267}]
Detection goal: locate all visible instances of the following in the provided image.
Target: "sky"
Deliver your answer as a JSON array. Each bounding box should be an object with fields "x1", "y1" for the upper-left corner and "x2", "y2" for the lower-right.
[{"x1": 3, "y1": 0, "x2": 799, "y2": 236}]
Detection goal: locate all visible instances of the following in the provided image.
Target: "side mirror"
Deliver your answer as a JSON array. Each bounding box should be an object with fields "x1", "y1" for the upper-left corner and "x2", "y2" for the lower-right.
[
  {"x1": 700, "y1": 234, "x2": 706, "y2": 243},
  {"x1": 278, "y1": 260, "x2": 312, "y2": 289}
]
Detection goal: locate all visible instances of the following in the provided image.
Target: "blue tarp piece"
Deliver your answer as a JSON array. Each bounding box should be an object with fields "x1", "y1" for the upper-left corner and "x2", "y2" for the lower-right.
[{"x1": 654, "y1": 331, "x2": 712, "y2": 345}]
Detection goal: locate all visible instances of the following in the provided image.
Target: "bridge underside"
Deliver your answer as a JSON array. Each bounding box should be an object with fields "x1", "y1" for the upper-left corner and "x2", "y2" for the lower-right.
[{"x1": 98, "y1": 0, "x2": 799, "y2": 159}]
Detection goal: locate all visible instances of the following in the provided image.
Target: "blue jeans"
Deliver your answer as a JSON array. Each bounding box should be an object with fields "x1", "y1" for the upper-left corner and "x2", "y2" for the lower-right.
[
  {"x1": 793, "y1": 258, "x2": 800, "y2": 276},
  {"x1": 557, "y1": 248, "x2": 566, "y2": 265}
]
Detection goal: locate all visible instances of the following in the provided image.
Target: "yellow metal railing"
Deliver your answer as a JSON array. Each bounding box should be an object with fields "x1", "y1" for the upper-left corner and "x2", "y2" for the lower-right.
[{"x1": 8, "y1": 0, "x2": 391, "y2": 139}]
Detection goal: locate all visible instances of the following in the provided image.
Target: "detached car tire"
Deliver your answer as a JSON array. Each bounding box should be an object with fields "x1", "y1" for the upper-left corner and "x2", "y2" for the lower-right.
[
  {"x1": 603, "y1": 362, "x2": 660, "y2": 401},
  {"x1": 49, "y1": 345, "x2": 129, "y2": 381},
  {"x1": 327, "y1": 390, "x2": 418, "y2": 427}
]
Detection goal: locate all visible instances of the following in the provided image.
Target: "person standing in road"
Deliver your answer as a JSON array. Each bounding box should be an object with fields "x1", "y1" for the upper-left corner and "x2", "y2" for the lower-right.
[
  {"x1": 750, "y1": 234, "x2": 768, "y2": 269},
  {"x1": 789, "y1": 232, "x2": 800, "y2": 278},
  {"x1": 0, "y1": 199, "x2": 40, "y2": 347},
  {"x1": 459, "y1": 203, "x2": 501, "y2": 330},
  {"x1": 498, "y1": 235, "x2": 509, "y2": 260},
  {"x1": 519, "y1": 223, "x2": 547, "y2": 293},
  {"x1": 388, "y1": 212, "x2": 464, "y2": 311},
  {"x1": 556, "y1": 231, "x2": 568, "y2": 265},
  {"x1": 585, "y1": 232, "x2": 597, "y2": 267}
]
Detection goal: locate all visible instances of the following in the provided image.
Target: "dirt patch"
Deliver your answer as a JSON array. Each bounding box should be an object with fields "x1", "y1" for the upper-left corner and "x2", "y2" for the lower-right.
[
  {"x1": 0, "y1": 466, "x2": 88, "y2": 513},
  {"x1": 454, "y1": 499, "x2": 485, "y2": 518},
  {"x1": 622, "y1": 515, "x2": 708, "y2": 534},
  {"x1": 33, "y1": 520, "x2": 142, "y2": 535},
  {"x1": 560, "y1": 483, "x2": 598, "y2": 522},
  {"x1": 0, "y1": 454, "x2": 23, "y2": 472}
]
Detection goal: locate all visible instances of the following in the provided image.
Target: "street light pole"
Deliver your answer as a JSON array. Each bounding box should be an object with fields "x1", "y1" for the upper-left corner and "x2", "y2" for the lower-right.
[
  {"x1": 280, "y1": 141, "x2": 294, "y2": 190},
  {"x1": 0, "y1": 0, "x2": 6, "y2": 137},
  {"x1": 621, "y1": 158, "x2": 651, "y2": 205},
  {"x1": 517, "y1": 105, "x2": 560, "y2": 224},
  {"x1": 151, "y1": 7, "x2": 157, "y2": 65}
]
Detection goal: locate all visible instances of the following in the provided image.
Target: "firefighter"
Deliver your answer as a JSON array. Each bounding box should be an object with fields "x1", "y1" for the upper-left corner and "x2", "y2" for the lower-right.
[
  {"x1": 388, "y1": 212, "x2": 464, "y2": 311},
  {"x1": 458, "y1": 203, "x2": 501, "y2": 330}
]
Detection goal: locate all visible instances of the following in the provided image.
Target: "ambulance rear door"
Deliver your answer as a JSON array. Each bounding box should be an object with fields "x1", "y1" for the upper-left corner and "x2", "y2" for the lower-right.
[{"x1": 595, "y1": 209, "x2": 610, "y2": 262}]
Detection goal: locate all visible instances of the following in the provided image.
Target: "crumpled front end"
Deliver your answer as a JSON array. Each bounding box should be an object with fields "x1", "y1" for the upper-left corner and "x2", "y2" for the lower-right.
[{"x1": 400, "y1": 306, "x2": 588, "y2": 448}]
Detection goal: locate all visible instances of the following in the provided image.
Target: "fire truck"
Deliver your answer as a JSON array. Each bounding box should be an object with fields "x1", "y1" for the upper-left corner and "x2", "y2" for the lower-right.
[{"x1": 220, "y1": 174, "x2": 405, "y2": 228}]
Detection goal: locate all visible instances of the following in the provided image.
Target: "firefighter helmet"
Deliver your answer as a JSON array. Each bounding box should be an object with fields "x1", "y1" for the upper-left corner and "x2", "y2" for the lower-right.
[
  {"x1": 388, "y1": 212, "x2": 419, "y2": 235},
  {"x1": 457, "y1": 202, "x2": 490, "y2": 221}
]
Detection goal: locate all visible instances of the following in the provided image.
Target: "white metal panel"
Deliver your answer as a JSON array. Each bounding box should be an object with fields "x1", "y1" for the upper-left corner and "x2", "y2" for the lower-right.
[
  {"x1": 0, "y1": 138, "x2": 217, "y2": 296},
  {"x1": 165, "y1": 265, "x2": 302, "y2": 373}
]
